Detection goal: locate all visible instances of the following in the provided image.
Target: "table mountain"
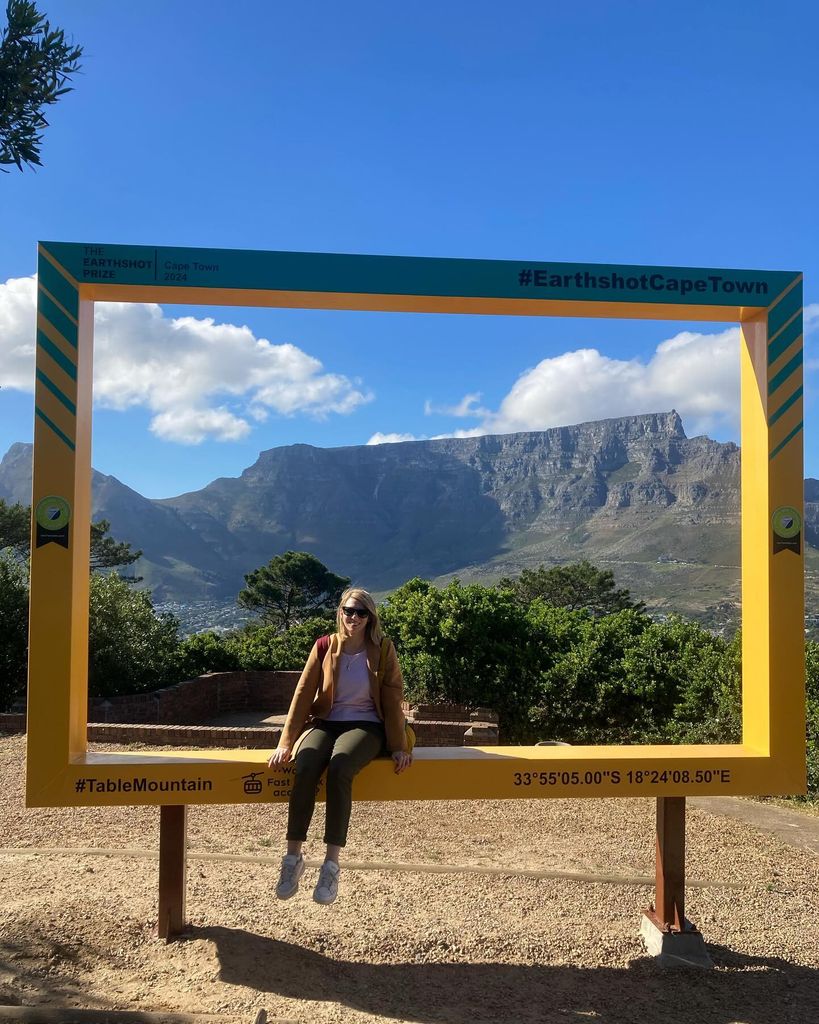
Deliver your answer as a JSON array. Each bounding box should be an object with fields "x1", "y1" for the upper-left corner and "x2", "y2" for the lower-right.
[{"x1": 2, "y1": 412, "x2": 816, "y2": 618}]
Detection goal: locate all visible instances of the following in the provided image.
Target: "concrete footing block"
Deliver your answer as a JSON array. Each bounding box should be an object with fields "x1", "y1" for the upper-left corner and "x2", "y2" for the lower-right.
[{"x1": 639, "y1": 914, "x2": 713, "y2": 968}]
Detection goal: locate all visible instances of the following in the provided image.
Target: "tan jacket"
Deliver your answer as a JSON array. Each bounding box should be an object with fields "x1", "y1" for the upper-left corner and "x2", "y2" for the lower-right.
[{"x1": 280, "y1": 633, "x2": 408, "y2": 753}]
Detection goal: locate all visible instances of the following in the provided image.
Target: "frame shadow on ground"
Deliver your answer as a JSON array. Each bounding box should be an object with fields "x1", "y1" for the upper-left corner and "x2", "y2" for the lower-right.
[{"x1": 194, "y1": 926, "x2": 819, "y2": 1024}]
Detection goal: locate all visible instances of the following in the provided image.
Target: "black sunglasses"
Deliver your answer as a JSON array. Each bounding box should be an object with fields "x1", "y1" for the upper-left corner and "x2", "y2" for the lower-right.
[{"x1": 341, "y1": 606, "x2": 369, "y2": 619}]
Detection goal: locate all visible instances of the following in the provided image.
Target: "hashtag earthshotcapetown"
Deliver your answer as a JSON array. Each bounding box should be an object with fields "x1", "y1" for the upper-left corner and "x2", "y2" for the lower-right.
[{"x1": 516, "y1": 268, "x2": 768, "y2": 296}]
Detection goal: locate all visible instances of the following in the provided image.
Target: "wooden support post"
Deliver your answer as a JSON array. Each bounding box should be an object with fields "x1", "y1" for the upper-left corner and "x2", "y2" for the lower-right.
[
  {"x1": 157, "y1": 804, "x2": 187, "y2": 940},
  {"x1": 649, "y1": 796, "x2": 687, "y2": 932},
  {"x1": 640, "y1": 795, "x2": 711, "y2": 964}
]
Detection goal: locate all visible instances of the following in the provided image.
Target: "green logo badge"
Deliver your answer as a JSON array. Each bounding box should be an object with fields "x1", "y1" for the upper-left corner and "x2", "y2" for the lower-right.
[
  {"x1": 35, "y1": 496, "x2": 71, "y2": 531},
  {"x1": 34, "y1": 496, "x2": 71, "y2": 549},
  {"x1": 772, "y1": 505, "x2": 802, "y2": 555},
  {"x1": 771, "y1": 506, "x2": 801, "y2": 539}
]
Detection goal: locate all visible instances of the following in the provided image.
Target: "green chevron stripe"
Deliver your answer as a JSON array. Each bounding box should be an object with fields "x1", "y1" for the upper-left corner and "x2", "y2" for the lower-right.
[
  {"x1": 768, "y1": 315, "x2": 802, "y2": 366},
  {"x1": 36, "y1": 369, "x2": 76, "y2": 416},
  {"x1": 769, "y1": 421, "x2": 803, "y2": 461},
  {"x1": 37, "y1": 329, "x2": 78, "y2": 381},
  {"x1": 768, "y1": 386, "x2": 802, "y2": 428},
  {"x1": 35, "y1": 407, "x2": 75, "y2": 451},
  {"x1": 38, "y1": 288, "x2": 78, "y2": 349},
  {"x1": 37, "y1": 254, "x2": 78, "y2": 320},
  {"x1": 767, "y1": 280, "x2": 802, "y2": 338},
  {"x1": 768, "y1": 350, "x2": 803, "y2": 396}
]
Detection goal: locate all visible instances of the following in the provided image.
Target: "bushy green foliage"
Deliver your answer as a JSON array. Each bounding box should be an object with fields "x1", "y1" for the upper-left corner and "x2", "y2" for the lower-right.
[
  {"x1": 230, "y1": 616, "x2": 334, "y2": 671},
  {"x1": 498, "y1": 560, "x2": 645, "y2": 616},
  {"x1": 622, "y1": 618, "x2": 740, "y2": 743},
  {"x1": 380, "y1": 578, "x2": 543, "y2": 740},
  {"x1": 177, "y1": 630, "x2": 240, "y2": 679},
  {"x1": 806, "y1": 641, "x2": 819, "y2": 792},
  {"x1": 0, "y1": 498, "x2": 29, "y2": 554},
  {"x1": 88, "y1": 574, "x2": 181, "y2": 698},
  {"x1": 0, "y1": 0, "x2": 83, "y2": 171},
  {"x1": 0, "y1": 555, "x2": 28, "y2": 711},
  {"x1": 382, "y1": 577, "x2": 743, "y2": 749},
  {"x1": 532, "y1": 607, "x2": 655, "y2": 743}
]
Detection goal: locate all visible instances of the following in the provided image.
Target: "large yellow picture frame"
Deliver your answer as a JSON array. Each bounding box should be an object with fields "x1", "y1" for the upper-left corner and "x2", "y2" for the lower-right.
[{"x1": 26, "y1": 243, "x2": 806, "y2": 806}]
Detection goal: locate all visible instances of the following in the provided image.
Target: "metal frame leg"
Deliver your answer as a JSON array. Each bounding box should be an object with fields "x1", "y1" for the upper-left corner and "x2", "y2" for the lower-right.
[
  {"x1": 157, "y1": 804, "x2": 187, "y2": 940},
  {"x1": 647, "y1": 796, "x2": 690, "y2": 932}
]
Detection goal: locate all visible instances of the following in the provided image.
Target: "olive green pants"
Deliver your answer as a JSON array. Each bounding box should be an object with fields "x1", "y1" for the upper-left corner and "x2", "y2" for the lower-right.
[{"x1": 286, "y1": 720, "x2": 385, "y2": 847}]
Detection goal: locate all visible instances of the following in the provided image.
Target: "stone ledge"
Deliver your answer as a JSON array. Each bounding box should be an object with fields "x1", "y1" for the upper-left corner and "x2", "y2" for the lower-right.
[{"x1": 88, "y1": 722, "x2": 281, "y2": 748}]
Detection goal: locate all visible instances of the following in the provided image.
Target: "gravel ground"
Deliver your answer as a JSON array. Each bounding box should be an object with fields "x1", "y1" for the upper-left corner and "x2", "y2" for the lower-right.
[{"x1": 1, "y1": 734, "x2": 818, "y2": 1024}]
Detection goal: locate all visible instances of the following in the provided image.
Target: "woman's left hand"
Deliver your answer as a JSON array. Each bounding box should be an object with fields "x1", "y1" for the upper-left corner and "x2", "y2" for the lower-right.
[{"x1": 392, "y1": 750, "x2": 413, "y2": 774}]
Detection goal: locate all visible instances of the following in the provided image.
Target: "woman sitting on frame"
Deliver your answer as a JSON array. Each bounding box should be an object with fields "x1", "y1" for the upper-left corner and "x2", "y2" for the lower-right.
[{"x1": 268, "y1": 587, "x2": 413, "y2": 905}]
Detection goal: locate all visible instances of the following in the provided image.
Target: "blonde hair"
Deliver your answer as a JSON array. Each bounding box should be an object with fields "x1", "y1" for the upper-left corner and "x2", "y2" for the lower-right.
[{"x1": 336, "y1": 587, "x2": 383, "y2": 646}]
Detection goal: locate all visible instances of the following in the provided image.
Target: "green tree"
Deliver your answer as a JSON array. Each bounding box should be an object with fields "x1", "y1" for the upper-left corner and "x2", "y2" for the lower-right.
[
  {"x1": 621, "y1": 616, "x2": 737, "y2": 743},
  {"x1": 89, "y1": 518, "x2": 142, "y2": 575},
  {"x1": 238, "y1": 550, "x2": 349, "y2": 630},
  {"x1": 176, "y1": 630, "x2": 240, "y2": 679},
  {"x1": 805, "y1": 640, "x2": 818, "y2": 793},
  {"x1": 0, "y1": 498, "x2": 29, "y2": 554},
  {"x1": 380, "y1": 578, "x2": 542, "y2": 740},
  {"x1": 0, "y1": 0, "x2": 83, "y2": 171},
  {"x1": 499, "y1": 560, "x2": 645, "y2": 616},
  {"x1": 88, "y1": 573, "x2": 181, "y2": 698},
  {"x1": 231, "y1": 616, "x2": 334, "y2": 671},
  {"x1": 534, "y1": 607, "x2": 653, "y2": 743},
  {"x1": 0, "y1": 501, "x2": 141, "y2": 573},
  {"x1": 0, "y1": 554, "x2": 28, "y2": 710}
]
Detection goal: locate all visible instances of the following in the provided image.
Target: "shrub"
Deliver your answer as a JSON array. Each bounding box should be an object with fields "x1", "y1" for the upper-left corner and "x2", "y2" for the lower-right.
[
  {"x1": 532, "y1": 608, "x2": 654, "y2": 744},
  {"x1": 0, "y1": 555, "x2": 28, "y2": 711},
  {"x1": 381, "y1": 578, "x2": 542, "y2": 740},
  {"x1": 176, "y1": 631, "x2": 240, "y2": 678},
  {"x1": 88, "y1": 573, "x2": 181, "y2": 697},
  {"x1": 806, "y1": 641, "x2": 818, "y2": 793},
  {"x1": 231, "y1": 616, "x2": 334, "y2": 671}
]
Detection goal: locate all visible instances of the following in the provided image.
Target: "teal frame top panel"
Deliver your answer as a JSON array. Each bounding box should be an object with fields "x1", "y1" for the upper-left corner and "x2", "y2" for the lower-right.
[{"x1": 42, "y1": 241, "x2": 798, "y2": 309}]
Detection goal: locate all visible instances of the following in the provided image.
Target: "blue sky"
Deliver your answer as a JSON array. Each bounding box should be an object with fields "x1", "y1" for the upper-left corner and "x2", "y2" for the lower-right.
[{"x1": 1, "y1": 0, "x2": 817, "y2": 497}]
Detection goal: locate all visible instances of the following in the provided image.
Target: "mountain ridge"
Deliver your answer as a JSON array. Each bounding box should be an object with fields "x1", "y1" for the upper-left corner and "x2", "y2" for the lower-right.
[{"x1": 2, "y1": 412, "x2": 817, "y2": 619}]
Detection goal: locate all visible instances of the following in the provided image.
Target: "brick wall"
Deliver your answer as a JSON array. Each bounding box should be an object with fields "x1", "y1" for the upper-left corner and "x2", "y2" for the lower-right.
[
  {"x1": 88, "y1": 670, "x2": 300, "y2": 724},
  {"x1": 87, "y1": 722, "x2": 280, "y2": 748},
  {"x1": 5, "y1": 672, "x2": 500, "y2": 746},
  {"x1": 246, "y1": 671, "x2": 301, "y2": 713}
]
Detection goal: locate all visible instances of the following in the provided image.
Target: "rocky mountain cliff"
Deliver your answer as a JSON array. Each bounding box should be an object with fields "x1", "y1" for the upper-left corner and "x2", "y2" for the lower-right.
[{"x1": 2, "y1": 412, "x2": 817, "y2": 616}]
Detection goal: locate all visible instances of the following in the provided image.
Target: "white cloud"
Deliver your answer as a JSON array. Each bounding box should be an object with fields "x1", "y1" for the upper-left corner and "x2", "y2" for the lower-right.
[
  {"x1": 149, "y1": 407, "x2": 251, "y2": 445},
  {"x1": 424, "y1": 392, "x2": 489, "y2": 418},
  {"x1": 0, "y1": 276, "x2": 37, "y2": 390},
  {"x1": 805, "y1": 304, "x2": 819, "y2": 373},
  {"x1": 366, "y1": 432, "x2": 418, "y2": 445},
  {"x1": 419, "y1": 326, "x2": 743, "y2": 441},
  {"x1": 1, "y1": 275, "x2": 372, "y2": 444}
]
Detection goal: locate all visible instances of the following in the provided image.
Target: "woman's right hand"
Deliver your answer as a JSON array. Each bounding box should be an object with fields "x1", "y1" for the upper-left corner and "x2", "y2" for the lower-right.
[{"x1": 267, "y1": 745, "x2": 292, "y2": 767}]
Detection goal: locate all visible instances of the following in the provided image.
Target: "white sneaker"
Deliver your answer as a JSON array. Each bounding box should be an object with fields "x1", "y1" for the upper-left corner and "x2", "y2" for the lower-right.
[
  {"x1": 313, "y1": 860, "x2": 340, "y2": 905},
  {"x1": 276, "y1": 854, "x2": 304, "y2": 900}
]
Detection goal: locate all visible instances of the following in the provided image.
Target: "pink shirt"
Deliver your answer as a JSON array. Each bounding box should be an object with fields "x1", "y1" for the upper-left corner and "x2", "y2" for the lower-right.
[{"x1": 325, "y1": 650, "x2": 381, "y2": 723}]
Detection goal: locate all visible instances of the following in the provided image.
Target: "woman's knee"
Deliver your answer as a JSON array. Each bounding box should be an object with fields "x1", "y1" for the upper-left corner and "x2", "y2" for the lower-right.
[
  {"x1": 326, "y1": 751, "x2": 358, "y2": 784},
  {"x1": 294, "y1": 748, "x2": 328, "y2": 780}
]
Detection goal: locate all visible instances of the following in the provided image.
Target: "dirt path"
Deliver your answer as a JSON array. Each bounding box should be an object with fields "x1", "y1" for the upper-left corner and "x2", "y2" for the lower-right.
[
  {"x1": 689, "y1": 795, "x2": 819, "y2": 856},
  {"x1": 2, "y1": 735, "x2": 818, "y2": 1024}
]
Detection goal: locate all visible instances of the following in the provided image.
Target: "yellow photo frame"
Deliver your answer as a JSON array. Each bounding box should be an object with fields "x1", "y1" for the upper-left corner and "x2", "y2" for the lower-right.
[{"x1": 26, "y1": 243, "x2": 806, "y2": 806}]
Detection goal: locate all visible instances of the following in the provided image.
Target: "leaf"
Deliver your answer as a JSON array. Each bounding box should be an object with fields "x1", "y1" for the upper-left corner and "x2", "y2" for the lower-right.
[{"x1": 0, "y1": 0, "x2": 83, "y2": 171}]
